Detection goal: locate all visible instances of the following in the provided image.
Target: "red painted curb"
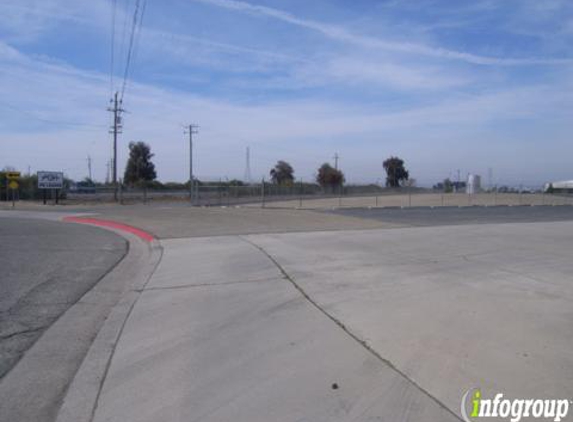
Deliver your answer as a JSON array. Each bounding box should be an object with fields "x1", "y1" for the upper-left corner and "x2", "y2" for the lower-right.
[{"x1": 62, "y1": 217, "x2": 155, "y2": 243}]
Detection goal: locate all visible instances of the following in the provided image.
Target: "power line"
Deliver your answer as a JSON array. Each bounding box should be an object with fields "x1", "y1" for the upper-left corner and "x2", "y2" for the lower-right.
[
  {"x1": 130, "y1": 0, "x2": 147, "y2": 77},
  {"x1": 117, "y1": 0, "x2": 132, "y2": 83},
  {"x1": 110, "y1": 0, "x2": 117, "y2": 96},
  {"x1": 120, "y1": 0, "x2": 145, "y2": 101}
]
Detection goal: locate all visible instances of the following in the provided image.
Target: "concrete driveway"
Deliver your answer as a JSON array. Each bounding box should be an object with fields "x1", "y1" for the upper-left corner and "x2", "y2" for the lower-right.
[
  {"x1": 88, "y1": 219, "x2": 573, "y2": 421},
  {"x1": 247, "y1": 221, "x2": 573, "y2": 414},
  {"x1": 92, "y1": 236, "x2": 458, "y2": 422}
]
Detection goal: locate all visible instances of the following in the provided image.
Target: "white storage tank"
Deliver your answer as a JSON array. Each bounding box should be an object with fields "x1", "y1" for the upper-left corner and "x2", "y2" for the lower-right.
[{"x1": 467, "y1": 174, "x2": 481, "y2": 194}]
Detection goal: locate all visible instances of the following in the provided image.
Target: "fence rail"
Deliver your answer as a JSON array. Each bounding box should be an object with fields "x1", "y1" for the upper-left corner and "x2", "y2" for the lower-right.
[{"x1": 6, "y1": 183, "x2": 571, "y2": 209}]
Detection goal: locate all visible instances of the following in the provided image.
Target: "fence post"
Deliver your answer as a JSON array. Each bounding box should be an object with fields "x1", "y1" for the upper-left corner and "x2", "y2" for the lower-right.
[
  {"x1": 299, "y1": 178, "x2": 303, "y2": 209},
  {"x1": 119, "y1": 182, "x2": 124, "y2": 205},
  {"x1": 338, "y1": 185, "x2": 342, "y2": 208},
  {"x1": 261, "y1": 178, "x2": 265, "y2": 208},
  {"x1": 408, "y1": 185, "x2": 412, "y2": 207}
]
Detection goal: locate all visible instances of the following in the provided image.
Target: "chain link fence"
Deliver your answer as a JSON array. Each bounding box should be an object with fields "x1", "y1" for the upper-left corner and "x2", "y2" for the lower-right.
[{"x1": 28, "y1": 183, "x2": 569, "y2": 209}]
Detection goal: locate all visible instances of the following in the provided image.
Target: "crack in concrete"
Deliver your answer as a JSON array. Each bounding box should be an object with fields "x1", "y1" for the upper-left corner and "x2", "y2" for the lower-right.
[
  {"x1": 140, "y1": 277, "x2": 283, "y2": 292},
  {"x1": 0, "y1": 327, "x2": 43, "y2": 341},
  {"x1": 239, "y1": 235, "x2": 464, "y2": 422}
]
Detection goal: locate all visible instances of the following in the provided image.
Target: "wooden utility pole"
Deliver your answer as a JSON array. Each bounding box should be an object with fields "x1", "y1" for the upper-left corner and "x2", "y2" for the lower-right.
[
  {"x1": 185, "y1": 124, "x2": 199, "y2": 204},
  {"x1": 108, "y1": 92, "x2": 124, "y2": 200}
]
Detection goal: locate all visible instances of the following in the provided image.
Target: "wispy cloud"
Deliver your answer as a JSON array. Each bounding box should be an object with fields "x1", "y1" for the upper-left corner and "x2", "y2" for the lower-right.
[
  {"x1": 142, "y1": 29, "x2": 308, "y2": 75},
  {"x1": 192, "y1": 0, "x2": 572, "y2": 66},
  {"x1": 292, "y1": 56, "x2": 470, "y2": 90},
  {"x1": 142, "y1": 29, "x2": 470, "y2": 92},
  {"x1": 154, "y1": 31, "x2": 306, "y2": 64},
  {"x1": 0, "y1": 0, "x2": 108, "y2": 43},
  {"x1": 2, "y1": 42, "x2": 572, "y2": 182}
]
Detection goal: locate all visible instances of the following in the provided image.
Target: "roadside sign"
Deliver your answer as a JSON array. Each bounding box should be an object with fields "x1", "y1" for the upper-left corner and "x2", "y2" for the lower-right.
[
  {"x1": 38, "y1": 171, "x2": 64, "y2": 189},
  {"x1": 4, "y1": 172, "x2": 20, "y2": 208}
]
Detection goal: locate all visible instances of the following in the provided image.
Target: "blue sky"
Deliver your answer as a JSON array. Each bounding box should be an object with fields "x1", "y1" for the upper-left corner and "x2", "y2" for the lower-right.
[{"x1": 0, "y1": 0, "x2": 572, "y2": 186}]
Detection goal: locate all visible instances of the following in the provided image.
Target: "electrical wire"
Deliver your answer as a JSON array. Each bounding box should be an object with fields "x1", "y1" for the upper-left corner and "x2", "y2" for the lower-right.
[
  {"x1": 120, "y1": 0, "x2": 143, "y2": 101},
  {"x1": 129, "y1": 0, "x2": 147, "y2": 84},
  {"x1": 117, "y1": 0, "x2": 132, "y2": 88},
  {"x1": 110, "y1": 0, "x2": 117, "y2": 97}
]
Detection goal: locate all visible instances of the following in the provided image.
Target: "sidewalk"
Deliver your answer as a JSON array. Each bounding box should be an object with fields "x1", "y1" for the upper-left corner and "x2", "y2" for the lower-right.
[{"x1": 89, "y1": 235, "x2": 457, "y2": 422}]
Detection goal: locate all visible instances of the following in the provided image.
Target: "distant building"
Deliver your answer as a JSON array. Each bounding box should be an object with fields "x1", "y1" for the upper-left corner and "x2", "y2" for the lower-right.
[
  {"x1": 466, "y1": 174, "x2": 481, "y2": 194},
  {"x1": 545, "y1": 180, "x2": 573, "y2": 192}
]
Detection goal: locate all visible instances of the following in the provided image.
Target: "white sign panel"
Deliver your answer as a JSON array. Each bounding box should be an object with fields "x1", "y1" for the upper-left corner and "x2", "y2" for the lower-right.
[{"x1": 38, "y1": 171, "x2": 64, "y2": 189}]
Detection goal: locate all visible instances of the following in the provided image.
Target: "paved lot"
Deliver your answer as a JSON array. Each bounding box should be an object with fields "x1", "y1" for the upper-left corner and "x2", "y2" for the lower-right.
[
  {"x1": 3, "y1": 200, "x2": 573, "y2": 238},
  {"x1": 247, "y1": 221, "x2": 573, "y2": 415},
  {"x1": 49, "y1": 204, "x2": 398, "y2": 239},
  {"x1": 327, "y1": 204, "x2": 573, "y2": 227},
  {"x1": 261, "y1": 192, "x2": 573, "y2": 209},
  {"x1": 0, "y1": 217, "x2": 126, "y2": 378}
]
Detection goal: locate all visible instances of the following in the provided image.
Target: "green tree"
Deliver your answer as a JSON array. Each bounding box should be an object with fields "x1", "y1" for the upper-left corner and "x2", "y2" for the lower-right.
[
  {"x1": 383, "y1": 156, "x2": 409, "y2": 188},
  {"x1": 81, "y1": 176, "x2": 95, "y2": 186},
  {"x1": 316, "y1": 163, "x2": 345, "y2": 191},
  {"x1": 269, "y1": 160, "x2": 294, "y2": 185},
  {"x1": 124, "y1": 141, "x2": 157, "y2": 186},
  {"x1": 443, "y1": 178, "x2": 453, "y2": 193}
]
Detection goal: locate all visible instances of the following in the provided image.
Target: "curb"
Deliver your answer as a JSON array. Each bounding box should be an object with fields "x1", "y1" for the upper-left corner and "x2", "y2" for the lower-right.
[
  {"x1": 55, "y1": 220, "x2": 162, "y2": 422},
  {"x1": 62, "y1": 217, "x2": 156, "y2": 243}
]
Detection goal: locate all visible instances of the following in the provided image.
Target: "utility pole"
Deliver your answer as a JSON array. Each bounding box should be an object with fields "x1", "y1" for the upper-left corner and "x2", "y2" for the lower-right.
[
  {"x1": 185, "y1": 124, "x2": 199, "y2": 204},
  {"x1": 106, "y1": 160, "x2": 110, "y2": 184},
  {"x1": 108, "y1": 92, "x2": 124, "y2": 201},
  {"x1": 244, "y1": 146, "x2": 252, "y2": 185},
  {"x1": 333, "y1": 152, "x2": 339, "y2": 170},
  {"x1": 87, "y1": 155, "x2": 93, "y2": 181}
]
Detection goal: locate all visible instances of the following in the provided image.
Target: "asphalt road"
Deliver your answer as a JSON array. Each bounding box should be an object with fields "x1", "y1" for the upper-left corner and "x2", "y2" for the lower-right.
[
  {"x1": 0, "y1": 217, "x2": 127, "y2": 378},
  {"x1": 326, "y1": 204, "x2": 573, "y2": 226}
]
